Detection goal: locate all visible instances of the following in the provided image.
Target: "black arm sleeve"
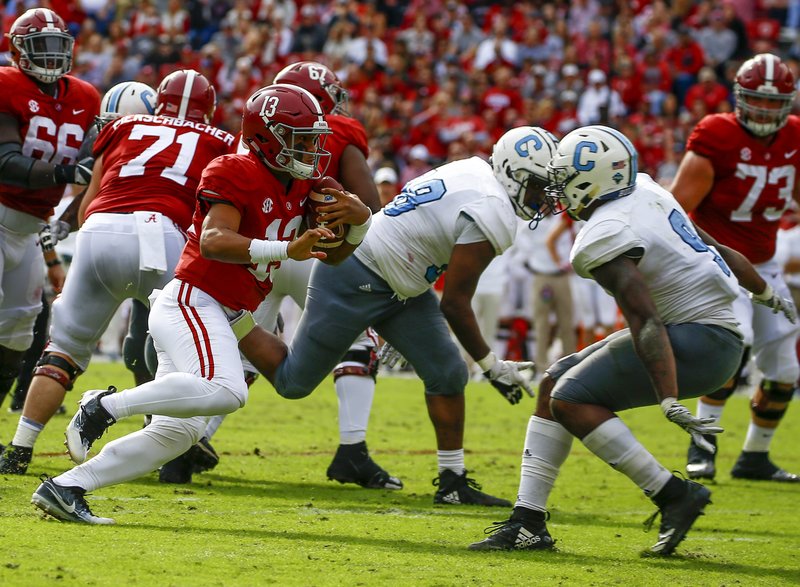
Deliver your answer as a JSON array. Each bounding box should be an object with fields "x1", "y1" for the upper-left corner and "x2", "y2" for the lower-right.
[{"x1": 0, "y1": 142, "x2": 59, "y2": 189}]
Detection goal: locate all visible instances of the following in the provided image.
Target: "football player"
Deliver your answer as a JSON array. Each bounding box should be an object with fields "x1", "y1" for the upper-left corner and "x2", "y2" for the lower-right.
[
  {"x1": 468, "y1": 125, "x2": 793, "y2": 555},
  {"x1": 237, "y1": 125, "x2": 558, "y2": 506},
  {"x1": 0, "y1": 8, "x2": 100, "y2": 469},
  {"x1": 32, "y1": 84, "x2": 370, "y2": 524},
  {"x1": 671, "y1": 53, "x2": 800, "y2": 483},
  {"x1": 4, "y1": 81, "x2": 157, "y2": 415},
  {"x1": 0, "y1": 70, "x2": 233, "y2": 475}
]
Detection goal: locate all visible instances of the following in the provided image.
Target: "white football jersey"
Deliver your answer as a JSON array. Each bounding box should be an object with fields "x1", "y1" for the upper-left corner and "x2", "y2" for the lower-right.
[
  {"x1": 571, "y1": 174, "x2": 740, "y2": 331},
  {"x1": 356, "y1": 157, "x2": 517, "y2": 299}
]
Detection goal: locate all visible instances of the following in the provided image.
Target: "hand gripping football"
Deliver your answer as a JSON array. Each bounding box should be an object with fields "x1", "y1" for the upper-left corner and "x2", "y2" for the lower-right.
[{"x1": 307, "y1": 175, "x2": 346, "y2": 248}]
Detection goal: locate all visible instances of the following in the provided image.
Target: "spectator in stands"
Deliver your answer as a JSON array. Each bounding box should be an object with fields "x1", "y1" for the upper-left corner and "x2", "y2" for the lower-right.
[
  {"x1": 665, "y1": 25, "x2": 706, "y2": 105},
  {"x1": 291, "y1": 5, "x2": 328, "y2": 55},
  {"x1": 697, "y1": 9, "x2": 738, "y2": 74},
  {"x1": 374, "y1": 167, "x2": 399, "y2": 207},
  {"x1": 473, "y1": 14, "x2": 519, "y2": 71},
  {"x1": 400, "y1": 144, "x2": 434, "y2": 185},
  {"x1": 577, "y1": 69, "x2": 626, "y2": 126},
  {"x1": 684, "y1": 66, "x2": 731, "y2": 114}
]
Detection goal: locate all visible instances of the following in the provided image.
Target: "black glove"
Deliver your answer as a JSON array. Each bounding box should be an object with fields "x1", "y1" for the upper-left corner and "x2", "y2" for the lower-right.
[{"x1": 55, "y1": 157, "x2": 94, "y2": 186}]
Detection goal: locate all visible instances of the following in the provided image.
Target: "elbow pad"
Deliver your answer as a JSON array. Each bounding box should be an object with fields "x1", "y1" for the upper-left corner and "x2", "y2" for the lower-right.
[{"x1": 0, "y1": 142, "x2": 38, "y2": 188}]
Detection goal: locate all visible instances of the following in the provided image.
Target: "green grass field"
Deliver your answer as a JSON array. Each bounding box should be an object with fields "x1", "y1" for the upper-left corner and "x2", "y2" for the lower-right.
[{"x1": 1, "y1": 363, "x2": 799, "y2": 586}]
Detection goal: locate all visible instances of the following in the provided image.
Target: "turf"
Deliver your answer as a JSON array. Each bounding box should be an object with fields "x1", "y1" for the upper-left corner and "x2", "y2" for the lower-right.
[{"x1": 1, "y1": 363, "x2": 798, "y2": 586}]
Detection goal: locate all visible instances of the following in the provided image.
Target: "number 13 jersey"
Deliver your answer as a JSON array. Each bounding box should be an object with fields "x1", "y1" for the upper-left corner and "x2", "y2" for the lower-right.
[{"x1": 687, "y1": 112, "x2": 800, "y2": 264}]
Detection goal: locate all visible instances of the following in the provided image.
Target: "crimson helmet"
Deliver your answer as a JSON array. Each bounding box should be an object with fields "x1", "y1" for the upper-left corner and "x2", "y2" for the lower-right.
[
  {"x1": 273, "y1": 61, "x2": 349, "y2": 115},
  {"x1": 7, "y1": 8, "x2": 74, "y2": 84},
  {"x1": 734, "y1": 53, "x2": 797, "y2": 137},
  {"x1": 155, "y1": 69, "x2": 216, "y2": 124},
  {"x1": 242, "y1": 84, "x2": 331, "y2": 179}
]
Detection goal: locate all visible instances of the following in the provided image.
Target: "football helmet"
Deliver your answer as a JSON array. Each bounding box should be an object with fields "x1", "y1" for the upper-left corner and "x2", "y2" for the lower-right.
[
  {"x1": 734, "y1": 53, "x2": 796, "y2": 137},
  {"x1": 242, "y1": 84, "x2": 331, "y2": 180},
  {"x1": 96, "y1": 81, "x2": 157, "y2": 129},
  {"x1": 491, "y1": 126, "x2": 560, "y2": 224},
  {"x1": 273, "y1": 61, "x2": 349, "y2": 115},
  {"x1": 546, "y1": 125, "x2": 638, "y2": 220},
  {"x1": 155, "y1": 69, "x2": 216, "y2": 124},
  {"x1": 7, "y1": 8, "x2": 74, "y2": 84}
]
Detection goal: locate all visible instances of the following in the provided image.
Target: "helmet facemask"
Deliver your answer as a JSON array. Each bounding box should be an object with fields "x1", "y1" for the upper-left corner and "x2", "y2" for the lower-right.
[
  {"x1": 13, "y1": 30, "x2": 73, "y2": 84},
  {"x1": 735, "y1": 85, "x2": 795, "y2": 137}
]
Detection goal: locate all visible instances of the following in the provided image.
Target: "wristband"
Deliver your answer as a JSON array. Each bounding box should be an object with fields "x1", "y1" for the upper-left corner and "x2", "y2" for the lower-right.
[
  {"x1": 476, "y1": 351, "x2": 497, "y2": 373},
  {"x1": 660, "y1": 397, "x2": 677, "y2": 414},
  {"x1": 46, "y1": 258, "x2": 62, "y2": 268},
  {"x1": 344, "y1": 210, "x2": 372, "y2": 245},
  {"x1": 229, "y1": 310, "x2": 256, "y2": 341},
  {"x1": 752, "y1": 284, "x2": 774, "y2": 302},
  {"x1": 249, "y1": 239, "x2": 289, "y2": 264}
]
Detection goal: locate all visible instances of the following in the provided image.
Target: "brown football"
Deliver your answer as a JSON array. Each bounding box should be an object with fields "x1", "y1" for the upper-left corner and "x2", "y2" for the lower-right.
[{"x1": 306, "y1": 176, "x2": 346, "y2": 248}]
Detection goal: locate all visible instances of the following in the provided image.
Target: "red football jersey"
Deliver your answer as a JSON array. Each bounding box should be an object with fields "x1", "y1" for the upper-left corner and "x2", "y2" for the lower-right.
[
  {"x1": 687, "y1": 113, "x2": 800, "y2": 264},
  {"x1": 0, "y1": 67, "x2": 100, "y2": 220},
  {"x1": 86, "y1": 114, "x2": 236, "y2": 229},
  {"x1": 175, "y1": 152, "x2": 312, "y2": 311},
  {"x1": 323, "y1": 114, "x2": 368, "y2": 180}
]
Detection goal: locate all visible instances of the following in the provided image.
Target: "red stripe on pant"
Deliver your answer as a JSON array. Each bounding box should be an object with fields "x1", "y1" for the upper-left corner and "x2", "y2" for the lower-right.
[{"x1": 178, "y1": 281, "x2": 210, "y2": 379}]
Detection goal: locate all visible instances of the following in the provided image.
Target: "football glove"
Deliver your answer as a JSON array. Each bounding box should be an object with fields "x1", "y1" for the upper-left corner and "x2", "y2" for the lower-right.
[
  {"x1": 479, "y1": 352, "x2": 536, "y2": 405},
  {"x1": 54, "y1": 157, "x2": 94, "y2": 186},
  {"x1": 378, "y1": 342, "x2": 407, "y2": 369},
  {"x1": 51, "y1": 220, "x2": 71, "y2": 244},
  {"x1": 38, "y1": 224, "x2": 55, "y2": 253},
  {"x1": 751, "y1": 284, "x2": 797, "y2": 324},
  {"x1": 661, "y1": 398, "x2": 723, "y2": 453}
]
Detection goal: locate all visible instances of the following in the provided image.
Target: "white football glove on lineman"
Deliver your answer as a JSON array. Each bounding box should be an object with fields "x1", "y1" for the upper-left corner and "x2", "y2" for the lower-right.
[
  {"x1": 660, "y1": 397, "x2": 723, "y2": 453},
  {"x1": 750, "y1": 284, "x2": 797, "y2": 324},
  {"x1": 478, "y1": 352, "x2": 536, "y2": 405}
]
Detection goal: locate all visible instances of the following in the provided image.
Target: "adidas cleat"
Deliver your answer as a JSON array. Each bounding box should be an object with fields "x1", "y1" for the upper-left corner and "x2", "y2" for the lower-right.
[
  {"x1": 469, "y1": 509, "x2": 554, "y2": 551},
  {"x1": 31, "y1": 475, "x2": 114, "y2": 525},
  {"x1": 65, "y1": 386, "x2": 117, "y2": 464},
  {"x1": 433, "y1": 469, "x2": 511, "y2": 507}
]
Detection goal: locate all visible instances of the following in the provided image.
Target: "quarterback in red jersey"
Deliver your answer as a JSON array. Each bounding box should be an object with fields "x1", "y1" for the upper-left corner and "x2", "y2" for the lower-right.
[
  {"x1": 31, "y1": 84, "x2": 371, "y2": 524},
  {"x1": 0, "y1": 70, "x2": 234, "y2": 476},
  {"x1": 0, "y1": 8, "x2": 100, "y2": 473},
  {"x1": 160, "y1": 61, "x2": 398, "y2": 488},
  {"x1": 671, "y1": 53, "x2": 800, "y2": 483}
]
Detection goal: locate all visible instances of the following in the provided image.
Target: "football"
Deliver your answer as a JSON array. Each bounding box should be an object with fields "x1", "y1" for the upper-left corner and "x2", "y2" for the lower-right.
[{"x1": 306, "y1": 176, "x2": 346, "y2": 248}]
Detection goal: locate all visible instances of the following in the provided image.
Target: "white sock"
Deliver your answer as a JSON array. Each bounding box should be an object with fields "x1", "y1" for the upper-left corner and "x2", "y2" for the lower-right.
[
  {"x1": 203, "y1": 415, "x2": 226, "y2": 440},
  {"x1": 335, "y1": 375, "x2": 374, "y2": 445},
  {"x1": 12, "y1": 417, "x2": 44, "y2": 448},
  {"x1": 516, "y1": 416, "x2": 574, "y2": 512},
  {"x1": 581, "y1": 418, "x2": 672, "y2": 497},
  {"x1": 100, "y1": 372, "x2": 243, "y2": 420},
  {"x1": 696, "y1": 401, "x2": 724, "y2": 423},
  {"x1": 742, "y1": 422, "x2": 775, "y2": 453},
  {"x1": 437, "y1": 449, "x2": 465, "y2": 474},
  {"x1": 55, "y1": 416, "x2": 205, "y2": 492}
]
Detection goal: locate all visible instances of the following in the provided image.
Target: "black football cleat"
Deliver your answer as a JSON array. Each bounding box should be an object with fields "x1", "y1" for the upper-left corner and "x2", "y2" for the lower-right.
[
  {"x1": 731, "y1": 451, "x2": 800, "y2": 482},
  {"x1": 159, "y1": 451, "x2": 194, "y2": 484},
  {"x1": 326, "y1": 441, "x2": 403, "y2": 490},
  {"x1": 469, "y1": 508, "x2": 555, "y2": 551},
  {"x1": 646, "y1": 478, "x2": 711, "y2": 555},
  {"x1": 31, "y1": 475, "x2": 115, "y2": 524},
  {"x1": 188, "y1": 437, "x2": 219, "y2": 474},
  {"x1": 65, "y1": 386, "x2": 117, "y2": 464},
  {"x1": 433, "y1": 469, "x2": 511, "y2": 507},
  {"x1": 0, "y1": 443, "x2": 32, "y2": 475},
  {"x1": 686, "y1": 434, "x2": 717, "y2": 480}
]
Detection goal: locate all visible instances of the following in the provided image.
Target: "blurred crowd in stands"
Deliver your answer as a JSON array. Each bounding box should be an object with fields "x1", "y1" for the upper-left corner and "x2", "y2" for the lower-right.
[{"x1": 4, "y1": 0, "x2": 800, "y2": 190}]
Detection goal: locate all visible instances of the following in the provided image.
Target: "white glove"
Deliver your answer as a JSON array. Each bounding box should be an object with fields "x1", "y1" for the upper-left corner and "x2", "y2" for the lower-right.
[
  {"x1": 478, "y1": 352, "x2": 536, "y2": 405},
  {"x1": 378, "y1": 342, "x2": 407, "y2": 369},
  {"x1": 661, "y1": 398, "x2": 723, "y2": 453},
  {"x1": 751, "y1": 284, "x2": 797, "y2": 324},
  {"x1": 51, "y1": 220, "x2": 71, "y2": 244}
]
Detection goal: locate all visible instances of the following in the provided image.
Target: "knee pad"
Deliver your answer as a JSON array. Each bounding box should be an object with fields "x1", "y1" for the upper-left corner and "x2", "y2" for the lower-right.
[
  {"x1": 333, "y1": 349, "x2": 378, "y2": 382},
  {"x1": 752, "y1": 379, "x2": 796, "y2": 423},
  {"x1": 33, "y1": 352, "x2": 81, "y2": 391}
]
